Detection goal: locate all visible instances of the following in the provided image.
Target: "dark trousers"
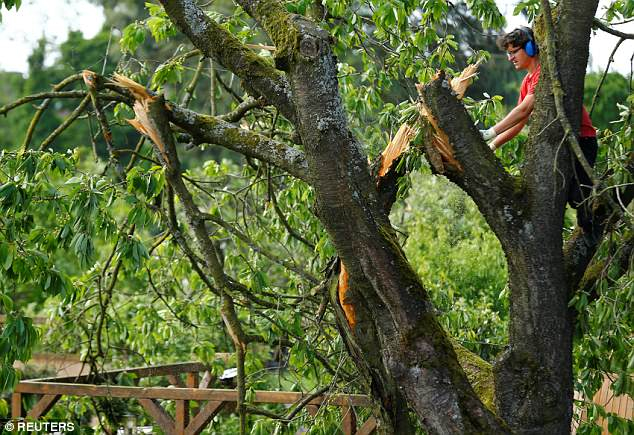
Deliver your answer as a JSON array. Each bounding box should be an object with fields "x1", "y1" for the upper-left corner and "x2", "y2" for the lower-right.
[{"x1": 568, "y1": 136, "x2": 598, "y2": 232}]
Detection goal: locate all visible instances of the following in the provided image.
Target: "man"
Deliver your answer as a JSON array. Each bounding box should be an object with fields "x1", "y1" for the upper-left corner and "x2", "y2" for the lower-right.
[{"x1": 480, "y1": 27, "x2": 598, "y2": 232}]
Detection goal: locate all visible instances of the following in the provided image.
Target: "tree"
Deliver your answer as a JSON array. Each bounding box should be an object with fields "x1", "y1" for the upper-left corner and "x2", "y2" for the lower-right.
[{"x1": 0, "y1": 0, "x2": 632, "y2": 434}]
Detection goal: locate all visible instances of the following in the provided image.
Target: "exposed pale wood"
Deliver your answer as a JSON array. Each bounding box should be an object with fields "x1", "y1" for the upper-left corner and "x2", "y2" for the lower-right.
[
  {"x1": 184, "y1": 401, "x2": 225, "y2": 435},
  {"x1": 16, "y1": 382, "x2": 372, "y2": 406},
  {"x1": 357, "y1": 416, "x2": 377, "y2": 435},
  {"x1": 341, "y1": 405, "x2": 357, "y2": 435},
  {"x1": 139, "y1": 398, "x2": 175, "y2": 434},
  {"x1": 27, "y1": 394, "x2": 60, "y2": 419},
  {"x1": 378, "y1": 124, "x2": 416, "y2": 178},
  {"x1": 337, "y1": 263, "x2": 356, "y2": 328},
  {"x1": 11, "y1": 392, "x2": 22, "y2": 418}
]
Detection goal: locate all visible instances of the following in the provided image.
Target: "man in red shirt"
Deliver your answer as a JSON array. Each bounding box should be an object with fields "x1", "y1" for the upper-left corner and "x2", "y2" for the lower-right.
[{"x1": 480, "y1": 27, "x2": 598, "y2": 232}]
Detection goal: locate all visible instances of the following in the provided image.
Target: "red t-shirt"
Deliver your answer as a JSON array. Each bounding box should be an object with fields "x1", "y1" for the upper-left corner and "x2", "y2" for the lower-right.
[{"x1": 519, "y1": 64, "x2": 596, "y2": 137}]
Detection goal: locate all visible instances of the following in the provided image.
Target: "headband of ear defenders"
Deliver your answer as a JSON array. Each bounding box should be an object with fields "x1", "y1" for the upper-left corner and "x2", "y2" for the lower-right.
[{"x1": 519, "y1": 26, "x2": 538, "y2": 57}]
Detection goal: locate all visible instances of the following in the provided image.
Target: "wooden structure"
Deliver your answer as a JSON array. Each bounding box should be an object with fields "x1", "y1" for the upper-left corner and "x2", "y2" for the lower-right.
[
  {"x1": 11, "y1": 361, "x2": 377, "y2": 435},
  {"x1": 574, "y1": 374, "x2": 633, "y2": 434}
]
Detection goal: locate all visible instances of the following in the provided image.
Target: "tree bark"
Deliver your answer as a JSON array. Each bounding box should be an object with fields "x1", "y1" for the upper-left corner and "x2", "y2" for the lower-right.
[
  {"x1": 154, "y1": 0, "x2": 633, "y2": 433},
  {"x1": 421, "y1": 3, "x2": 601, "y2": 433},
  {"x1": 237, "y1": 5, "x2": 509, "y2": 433}
]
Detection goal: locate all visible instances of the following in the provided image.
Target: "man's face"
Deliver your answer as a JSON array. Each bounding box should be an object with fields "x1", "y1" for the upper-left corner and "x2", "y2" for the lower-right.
[{"x1": 506, "y1": 44, "x2": 530, "y2": 70}]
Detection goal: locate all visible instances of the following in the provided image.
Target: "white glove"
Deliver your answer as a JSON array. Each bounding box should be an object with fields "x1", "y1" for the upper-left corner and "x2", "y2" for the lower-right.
[{"x1": 480, "y1": 127, "x2": 497, "y2": 142}]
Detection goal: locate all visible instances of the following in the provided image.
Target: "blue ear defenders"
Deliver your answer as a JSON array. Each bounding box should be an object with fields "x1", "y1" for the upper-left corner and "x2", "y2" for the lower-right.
[{"x1": 520, "y1": 26, "x2": 538, "y2": 57}]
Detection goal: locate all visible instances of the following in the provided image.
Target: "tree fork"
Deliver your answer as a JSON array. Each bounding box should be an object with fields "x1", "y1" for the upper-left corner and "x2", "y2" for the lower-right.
[{"x1": 246, "y1": 3, "x2": 510, "y2": 432}]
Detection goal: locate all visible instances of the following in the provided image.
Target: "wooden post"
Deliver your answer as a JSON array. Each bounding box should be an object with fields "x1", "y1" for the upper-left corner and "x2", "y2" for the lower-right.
[
  {"x1": 175, "y1": 399, "x2": 188, "y2": 435},
  {"x1": 11, "y1": 392, "x2": 22, "y2": 418},
  {"x1": 186, "y1": 372, "x2": 199, "y2": 389},
  {"x1": 341, "y1": 404, "x2": 357, "y2": 435},
  {"x1": 168, "y1": 374, "x2": 184, "y2": 388},
  {"x1": 307, "y1": 405, "x2": 319, "y2": 416},
  {"x1": 175, "y1": 372, "x2": 199, "y2": 434}
]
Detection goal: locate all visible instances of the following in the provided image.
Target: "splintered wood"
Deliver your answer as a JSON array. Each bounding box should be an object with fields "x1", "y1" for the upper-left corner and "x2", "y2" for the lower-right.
[
  {"x1": 110, "y1": 74, "x2": 170, "y2": 164},
  {"x1": 377, "y1": 124, "x2": 417, "y2": 178},
  {"x1": 377, "y1": 63, "x2": 480, "y2": 177},
  {"x1": 338, "y1": 66, "x2": 479, "y2": 328},
  {"x1": 337, "y1": 262, "x2": 356, "y2": 329}
]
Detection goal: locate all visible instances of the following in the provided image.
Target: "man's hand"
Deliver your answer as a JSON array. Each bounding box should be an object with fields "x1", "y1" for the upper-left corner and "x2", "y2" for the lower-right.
[
  {"x1": 480, "y1": 127, "x2": 498, "y2": 142},
  {"x1": 489, "y1": 142, "x2": 497, "y2": 151}
]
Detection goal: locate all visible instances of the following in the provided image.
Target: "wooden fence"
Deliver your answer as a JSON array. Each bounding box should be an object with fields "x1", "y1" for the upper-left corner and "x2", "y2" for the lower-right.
[
  {"x1": 11, "y1": 362, "x2": 377, "y2": 435},
  {"x1": 574, "y1": 374, "x2": 633, "y2": 434}
]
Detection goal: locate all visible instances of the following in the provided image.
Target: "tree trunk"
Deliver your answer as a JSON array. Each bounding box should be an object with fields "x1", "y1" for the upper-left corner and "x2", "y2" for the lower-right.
[{"x1": 156, "y1": 0, "x2": 618, "y2": 433}]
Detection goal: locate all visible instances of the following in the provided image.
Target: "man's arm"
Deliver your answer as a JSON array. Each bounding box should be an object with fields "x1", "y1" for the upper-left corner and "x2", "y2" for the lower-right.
[
  {"x1": 490, "y1": 117, "x2": 527, "y2": 150},
  {"x1": 493, "y1": 93, "x2": 535, "y2": 136}
]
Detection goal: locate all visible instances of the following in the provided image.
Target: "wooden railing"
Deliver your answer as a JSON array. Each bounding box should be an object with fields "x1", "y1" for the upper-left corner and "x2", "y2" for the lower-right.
[{"x1": 11, "y1": 362, "x2": 377, "y2": 435}]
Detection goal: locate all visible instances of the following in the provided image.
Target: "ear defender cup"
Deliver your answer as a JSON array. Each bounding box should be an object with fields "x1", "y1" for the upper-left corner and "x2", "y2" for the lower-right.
[{"x1": 520, "y1": 26, "x2": 538, "y2": 57}]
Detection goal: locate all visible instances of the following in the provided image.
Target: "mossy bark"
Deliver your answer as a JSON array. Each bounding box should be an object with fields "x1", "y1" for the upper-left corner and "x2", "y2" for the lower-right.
[
  {"x1": 156, "y1": 0, "x2": 628, "y2": 433},
  {"x1": 420, "y1": 2, "x2": 602, "y2": 433},
  {"x1": 273, "y1": 10, "x2": 509, "y2": 435},
  {"x1": 160, "y1": 0, "x2": 297, "y2": 123}
]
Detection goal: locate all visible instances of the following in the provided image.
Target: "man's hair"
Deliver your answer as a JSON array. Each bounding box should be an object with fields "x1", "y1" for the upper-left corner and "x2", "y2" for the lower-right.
[{"x1": 497, "y1": 27, "x2": 534, "y2": 50}]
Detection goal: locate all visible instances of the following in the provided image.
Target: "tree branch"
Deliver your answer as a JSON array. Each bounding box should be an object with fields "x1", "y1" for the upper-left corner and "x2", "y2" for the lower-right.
[
  {"x1": 39, "y1": 96, "x2": 92, "y2": 151},
  {"x1": 541, "y1": 0, "x2": 597, "y2": 186},
  {"x1": 158, "y1": 0, "x2": 297, "y2": 124},
  {"x1": 589, "y1": 37, "x2": 626, "y2": 117},
  {"x1": 420, "y1": 72, "x2": 524, "y2": 235},
  {"x1": 0, "y1": 91, "x2": 122, "y2": 116},
  {"x1": 564, "y1": 160, "x2": 634, "y2": 290},
  {"x1": 21, "y1": 74, "x2": 83, "y2": 151},
  {"x1": 201, "y1": 212, "x2": 319, "y2": 284},
  {"x1": 167, "y1": 104, "x2": 308, "y2": 181},
  {"x1": 593, "y1": 18, "x2": 634, "y2": 39}
]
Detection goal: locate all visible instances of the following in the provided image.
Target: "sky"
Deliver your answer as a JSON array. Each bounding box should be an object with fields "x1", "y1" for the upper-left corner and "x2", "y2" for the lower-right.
[{"x1": 0, "y1": 0, "x2": 632, "y2": 75}]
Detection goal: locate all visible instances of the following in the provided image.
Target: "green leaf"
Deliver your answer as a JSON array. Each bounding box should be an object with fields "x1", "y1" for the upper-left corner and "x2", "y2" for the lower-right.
[
  {"x1": 120, "y1": 21, "x2": 146, "y2": 53},
  {"x1": 0, "y1": 293, "x2": 13, "y2": 311},
  {"x1": 2, "y1": 244, "x2": 14, "y2": 271}
]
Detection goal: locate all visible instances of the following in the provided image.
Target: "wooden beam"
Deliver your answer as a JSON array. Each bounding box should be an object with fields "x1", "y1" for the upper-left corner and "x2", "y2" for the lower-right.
[
  {"x1": 11, "y1": 392, "x2": 22, "y2": 418},
  {"x1": 185, "y1": 401, "x2": 225, "y2": 435},
  {"x1": 198, "y1": 371, "x2": 213, "y2": 389},
  {"x1": 341, "y1": 405, "x2": 357, "y2": 435},
  {"x1": 307, "y1": 404, "x2": 319, "y2": 416},
  {"x1": 15, "y1": 382, "x2": 372, "y2": 406},
  {"x1": 356, "y1": 416, "x2": 377, "y2": 435},
  {"x1": 138, "y1": 398, "x2": 175, "y2": 434},
  {"x1": 27, "y1": 395, "x2": 60, "y2": 419},
  {"x1": 29, "y1": 361, "x2": 218, "y2": 383}
]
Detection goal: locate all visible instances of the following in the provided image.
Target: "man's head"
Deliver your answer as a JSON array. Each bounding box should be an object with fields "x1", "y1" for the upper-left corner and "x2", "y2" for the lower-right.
[{"x1": 497, "y1": 27, "x2": 539, "y2": 71}]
